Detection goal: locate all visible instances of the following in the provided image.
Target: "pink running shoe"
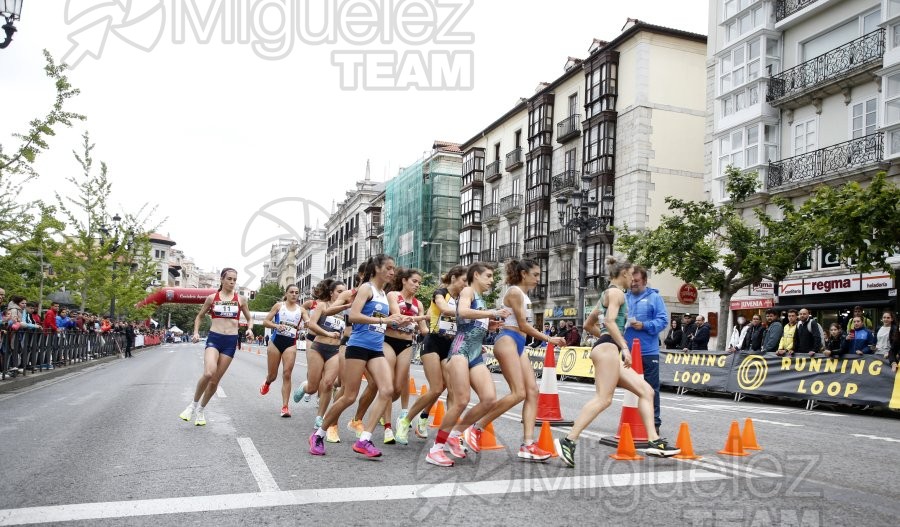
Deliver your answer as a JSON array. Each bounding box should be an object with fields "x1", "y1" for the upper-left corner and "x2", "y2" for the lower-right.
[
  {"x1": 463, "y1": 425, "x2": 482, "y2": 453},
  {"x1": 309, "y1": 433, "x2": 326, "y2": 456},
  {"x1": 425, "y1": 449, "x2": 454, "y2": 467},
  {"x1": 352, "y1": 439, "x2": 383, "y2": 458},
  {"x1": 446, "y1": 436, "x2": 467, "y2": 459}
]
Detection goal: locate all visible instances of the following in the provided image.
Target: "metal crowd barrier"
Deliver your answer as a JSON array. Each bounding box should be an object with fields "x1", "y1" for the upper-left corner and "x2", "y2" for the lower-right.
[{"x1": 0, "y1": 328, "x2": 133, "y2": 380}]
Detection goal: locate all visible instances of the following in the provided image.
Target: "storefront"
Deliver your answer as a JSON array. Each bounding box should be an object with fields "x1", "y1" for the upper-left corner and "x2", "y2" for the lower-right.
[
  {"x1": 729, "y1": 280, "x2": 776, "y2": 323},
  {"x1": 774, "y1": 271, "x2": 896, "y2": 330},
  {"x1": 542, "y1": 306, "x2": 579, "y2": 331}
]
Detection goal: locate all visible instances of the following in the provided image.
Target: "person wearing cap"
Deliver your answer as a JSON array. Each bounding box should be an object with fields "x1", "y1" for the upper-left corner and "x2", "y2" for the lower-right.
[{"x1": 845, "y1": 306, "x2": 873, "y2": 333}]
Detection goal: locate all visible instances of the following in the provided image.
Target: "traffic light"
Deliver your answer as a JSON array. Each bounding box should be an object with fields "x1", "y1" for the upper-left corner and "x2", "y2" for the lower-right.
[{"x1": 250, "y1": 290, "x2": 257, "y2": 300}]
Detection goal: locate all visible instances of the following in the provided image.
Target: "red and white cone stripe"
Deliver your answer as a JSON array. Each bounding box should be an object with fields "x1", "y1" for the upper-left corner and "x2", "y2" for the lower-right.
[{"x1": 536, "y1": 344, "x2": 571, "y2": 424}]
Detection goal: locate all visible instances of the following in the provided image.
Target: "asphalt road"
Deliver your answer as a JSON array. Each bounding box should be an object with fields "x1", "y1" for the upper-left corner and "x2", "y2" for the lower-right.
[{"x1": 0, "y1": 342, "x2": 897, "y2": 526}]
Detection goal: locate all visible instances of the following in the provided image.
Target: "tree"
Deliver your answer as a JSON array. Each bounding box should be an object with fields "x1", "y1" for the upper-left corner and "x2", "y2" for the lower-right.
[
  {"x1": 616, "y1": 167, "x2": 814, "y2": 350},
  {"x1": 0, "y1": 203, "x2": 64, "y2": 305},
  {"x1": 248, "y1": 282, "x2": 284, "y2": 312},
  {"x1": 776, "y1": 172, "x2": 900, "y2": 274},
  {"x1": 0, "y1": 51, "x2": 84, "y2": 280},
  {"x1": 52, "y1": 132, "x2": 159, "y2": 316},
  {"x1": 154, "y1": 303, "x2": 209, "y2": 333}
]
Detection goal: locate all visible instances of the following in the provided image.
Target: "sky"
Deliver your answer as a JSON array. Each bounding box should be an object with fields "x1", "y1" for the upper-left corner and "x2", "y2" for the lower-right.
[{"x1": 2, "y1": 0, "x2": 709, "y2": 289}]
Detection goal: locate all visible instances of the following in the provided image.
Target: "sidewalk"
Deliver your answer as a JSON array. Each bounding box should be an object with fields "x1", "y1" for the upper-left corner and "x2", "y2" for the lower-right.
[{"x1": 0, "y1": 347, "x2": 152, "y2": 395}]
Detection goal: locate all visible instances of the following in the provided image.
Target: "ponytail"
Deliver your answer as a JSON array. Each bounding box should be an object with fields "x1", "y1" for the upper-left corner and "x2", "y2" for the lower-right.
[
  {"x1": 466, "y1": 262, "x2": 494, "y2": 284},
  {"x1": 442, "y1": 265, "x2": 467, "y2": 285},
  {"x1": 361, "y1": 254, "x2": 393, "y2": 283},
  {"x1": 504, "y1": 258, "x2": 539, "y2": 285},
  {"x1": 605, "y1": 255, "x2": 632, "y2": 280},
  {"x1": 392, "y1": 267, "x2": 421, "y2": 292}
]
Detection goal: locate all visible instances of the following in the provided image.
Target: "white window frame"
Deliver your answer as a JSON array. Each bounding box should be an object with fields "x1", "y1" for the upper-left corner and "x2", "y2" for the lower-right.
[
  {"x1": 793, "y1": 118, "x2": 817, "y2": 155},
  {"x1": 850, "y1": 97, "x2": 878, "y2": 139},
  {"x1": 886, "y1": 72, "x2": 900, "y2": 126}
]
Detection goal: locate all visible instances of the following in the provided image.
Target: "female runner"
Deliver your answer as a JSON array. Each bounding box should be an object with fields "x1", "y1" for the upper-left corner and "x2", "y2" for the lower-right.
[{"x1": 259, "y1": 284, "x2": 308, "y2": 417}]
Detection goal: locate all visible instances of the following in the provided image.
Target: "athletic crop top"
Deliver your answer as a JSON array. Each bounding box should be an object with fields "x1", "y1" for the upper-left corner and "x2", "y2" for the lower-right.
[
  {"x1": 394, "y1": 294, "x2": 422, "y2": 333},
  {"x1": 316, "y1": 305, "x2": 346, "y2": 334},
  {"x1": 428, "y1": 287, "x2": 458, "y2": 336},
  {"x1": 455, "y1": 290, "x2": 489, "y2": 335},
  {"x1": 347, "y1": 283, "x2": 390, "y2": 351},
  {"x1": 274, "y1": 303, "x2": 303, "y2": 338},
  {"x1": 596, "y1": 286, "x2": 627, "y2": 337},
  {"x1": 501, "y1": 285, "x2": 533, "y2": 329},
  {"x1": 210, "y1": 291, "x2": 241, "y2": 319}
]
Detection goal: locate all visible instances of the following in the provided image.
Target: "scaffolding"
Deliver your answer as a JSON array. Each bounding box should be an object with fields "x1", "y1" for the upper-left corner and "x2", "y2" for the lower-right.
[{"x1": 384, "y1": 149, "x2": 461, "y2": 279}]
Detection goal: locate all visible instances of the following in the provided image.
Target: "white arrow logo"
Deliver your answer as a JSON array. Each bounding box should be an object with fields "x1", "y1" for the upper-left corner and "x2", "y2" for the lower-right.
[{"x1": 62, "y1": 0, "x2": 166, "y2": 68}]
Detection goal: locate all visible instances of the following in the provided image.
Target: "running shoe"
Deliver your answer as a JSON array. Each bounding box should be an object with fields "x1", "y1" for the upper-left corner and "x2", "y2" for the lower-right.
[
  {"x1": 281, "y1": 405, "x2": 291, "y2": 418},
  {"x1": 314, "y1": 416, "x2": 324, "y2": 430},
  {"x1": 463, "y1": 425, "x2": 482, "y2": 454},
  {"x1": 415, "y1": 417, "x2": 429, "y2": 439},
  {"x1": 556, "y1": 437, "x2": 576, "y2": 468},
  {"x1": 353, "y1": 439, "x2": 382, "y2": 458},
  {"x1": 399, "y1": 409, "x2": 409, "y2": 422},
  {"x1": 518, "y1": 442, "x2": 552, "y2": 461},
  {"x1": 309, "y1": 433, "x2": 326, "y2": 456},
  {"x1": 395, "y1": 417, "x2": 411, "y2": 445},
  {"x1": 446, "y1": 436, "x2": 467, "y2": 459},
  {"x1": 326, "y1": 425, "x2": 341, "y2": 443},
  {"x1": 194, "y1": 407, "x2": 206, "y2": 426},
  {"x1": 347, "y1": 419, "x2": 364, "y2": 437},
  {"x1": 425, "y1": 449, "x2": 454, "y2": 467},
  {"x1": 379, "y1": 417, "x2": 386, "y2": 427},
  {"x1": 178, "y1": 404, "x2": 195, "y2": 422},
  {"x1": 645, "y1": 438, "x2": 680, "y2": 457},
  {"x1": 292, "y1": 381, "x2": 308, "y2": 403},
  {"x1": 259, "y1": 382, "x2": 270, "y2": 396},
  {"x1": 383, "y1": 428, "x2": 396, "y2": 445}
]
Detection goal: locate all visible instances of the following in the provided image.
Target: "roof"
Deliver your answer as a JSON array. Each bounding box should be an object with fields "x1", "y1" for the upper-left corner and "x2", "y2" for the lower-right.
[
  {"x1": 433, "y1": 140, "x2": 462, "y2": 154},
  {"x1": 149, "y1": 233, "x2": 177, "y2": 246}
]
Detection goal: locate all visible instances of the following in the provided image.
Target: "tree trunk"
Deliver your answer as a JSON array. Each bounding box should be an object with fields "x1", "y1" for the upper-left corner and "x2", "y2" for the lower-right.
[{"x1": 717, "y1": 290, "x2": 733, "y2": 351}]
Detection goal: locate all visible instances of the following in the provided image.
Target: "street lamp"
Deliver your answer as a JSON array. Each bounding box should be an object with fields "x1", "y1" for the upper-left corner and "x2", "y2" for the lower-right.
[
  {"x1": 421, "y1": 241, "x2": 443, "y2": 279},
  {"x1": 556, "y1": 173, "x2": 607, "y2": 331},
  {"x1": 99, "y1": 213, "x2": 134, "y2": 321},
  {"x1": 0, "y1": 0, "x2": 23, "y2": 49}
]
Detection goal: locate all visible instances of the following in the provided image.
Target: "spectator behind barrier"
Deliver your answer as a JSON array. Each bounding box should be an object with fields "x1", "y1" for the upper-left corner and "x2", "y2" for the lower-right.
[
  {"x1": 794, "y1": 308, "x2": 824, "y2": 356},
  {"x1": 742, "y1": 315, "x2": 765, "y2": 353},
  {"x1": 776, "y1": 309, "x2": 799, "y2": 356},
  {"x1": 680, "y1": 314, "x2": 696, "y2": 350},
  {"x1": 845, "y1": 305, "x2": 874, "y2": 333},
  {"x1": 841, "y1": 316, "x2": 877, "y2": 356},
  {"x1": 663, "y1": 318, "x2": 682, "y2": 350},
  {"x1": 762, "y1": 308, "x2": 783, "y2": 354},
  {"x1": 690, "y1": 315, "x2": 710, "y2": 351},
  {"x1": 823, "y1": 323, "x2": 844, "y2": 358},
  {"x1": 874, "y1": 310, "x2": 899, "y2": 364},
  {"x1": 727, "y1": 316, "x2": 748, "y2": 354}
]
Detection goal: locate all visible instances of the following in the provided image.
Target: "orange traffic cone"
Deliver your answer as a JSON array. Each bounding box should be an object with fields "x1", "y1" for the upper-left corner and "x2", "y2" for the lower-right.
[
  {"x1": 537, "y1": 421, "x2": 558, "y2": 458},
  {"x1": 718, "y1": 420, "x2": 749, "y2": 456},
  {"x1": 419, "y1": 385, "x2": 427, "y2": 396},
  {"x1": 408, "y1": 377, "x2": 416, "y2": 394},
  {"x1": 741, "y1": 418, "x2": 762, "y2": 450},
  {"x1": 429, "y1": 400, "x2": 445, "y2": 428},
  {"x1": 601, "y1": 339, "x2": 649, "y2": 448},
  {"x1": 255, "y1": 345, "x2": 260, "y2": 355},
  {"x1": 609, "y1": 423, "x2": 644, "y2": 461},
  {"x1": 536, "y1": 344, "x2": 573, "y2": 426},
  {"x1": 673, "y1": 422, "x2": 701, "y2": 460},
  {"x1": 480, "y1": 421, "x2": 504, "y2": 451}
]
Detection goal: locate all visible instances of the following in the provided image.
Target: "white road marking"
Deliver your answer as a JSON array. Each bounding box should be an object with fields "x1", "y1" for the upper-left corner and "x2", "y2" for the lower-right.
[
  {"x1": 682, "y1": 458, "x2": 783, "y2": 479},
  {"x1": 851, "y1": 433, "x2": 900, "y2": 443},
  {"x1": 216, "y1": 386, "x2": 227, "y2": 398},
  {"x1": 0, "y1": 469, "x2": 730, "y2": 525},
  {"x1": 237, "y1": 437, "x2": 280, "y2": 493},
  {"x1": 747, "y1": 418, "x2": 802, "y2": 428}
]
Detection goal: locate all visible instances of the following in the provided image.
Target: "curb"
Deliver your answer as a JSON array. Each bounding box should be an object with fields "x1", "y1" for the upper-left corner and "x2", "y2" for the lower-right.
[{"x1": 0, "y1": 348, "x2": 152, "y2": 395}]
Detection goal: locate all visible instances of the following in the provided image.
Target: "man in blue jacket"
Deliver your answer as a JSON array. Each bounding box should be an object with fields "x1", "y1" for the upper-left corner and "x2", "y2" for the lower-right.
[{"x1": 625, "y1": 266, "x2": 669, "y2": 435}]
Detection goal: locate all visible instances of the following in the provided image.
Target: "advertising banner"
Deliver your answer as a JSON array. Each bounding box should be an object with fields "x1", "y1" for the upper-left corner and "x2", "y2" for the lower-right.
[{"x1": 659, "y1": 350, "x2": 736, "y2": 391}]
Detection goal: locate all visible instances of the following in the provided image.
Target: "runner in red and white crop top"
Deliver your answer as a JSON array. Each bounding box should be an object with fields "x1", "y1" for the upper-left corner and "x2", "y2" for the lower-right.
[{"x1": 210, "y1": 291, "x2": 242, "y2": 319}]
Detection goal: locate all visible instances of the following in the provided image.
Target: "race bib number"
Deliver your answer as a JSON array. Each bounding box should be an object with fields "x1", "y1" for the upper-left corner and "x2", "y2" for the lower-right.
[
  {"x1": 370, "y1": 323, "x2": 386, "y2": 334},
  {"x1": 438, "y1": 318, "x2": 456, "y2": 336},
  {"x1": 214, "y1": 303, "x2": 238, "y2": 317},
  {"x1": 278, "y1": 325, "x2": 297, "y2": 338},
  {"x1": 324, "y1": 316, "x2": 345, "y2": 332},
  {"x1": 475, "y1": 318, "x2": 489, "y2": 330}
]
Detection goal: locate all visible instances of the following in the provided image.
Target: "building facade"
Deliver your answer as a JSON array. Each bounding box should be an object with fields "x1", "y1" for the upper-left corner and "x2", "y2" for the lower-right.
[
  {"x1": 261, "y1": 238, "x2": 296, "y2": 287},
  {"x1": 296, "y1": 227, "x2": 327, "y2": 298},
  {"x1": 324, "y1": 169, "x2": 384, "y2": 289},
  {"x1": 706, "y1": 0, "x2": 900, "y2": 338},
  {"x1": 148, "y1": 233, "x2": 177, "y2": 288}
]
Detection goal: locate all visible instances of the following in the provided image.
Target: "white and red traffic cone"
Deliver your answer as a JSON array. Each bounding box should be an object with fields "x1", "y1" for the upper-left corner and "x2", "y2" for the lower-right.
[
  {"x1": 536, "y1": 344, "x2": 573, "y2": 426},
  {"x1": 600, "y1": 338, "x2": 650, "y2": 448}
]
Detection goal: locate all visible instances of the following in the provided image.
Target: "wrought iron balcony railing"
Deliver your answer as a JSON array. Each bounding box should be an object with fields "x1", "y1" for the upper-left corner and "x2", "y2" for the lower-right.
[
  {"x1": 482, "y1": 202, "x2": 501, "y2": 224},
  {"x1": 498, "y1": 243, "x2": 520, "y2": 261},
  {"x1": 774, "y1": 0, "x2": 820, "y2": 22},
  {"x1": 485, "y1": 160, "x2": 502, "y2": 182},
  {"x1": 549, "y1": 229, "x2": 577, "y2": 250},
  {"x1": 551, "y1": 170, "x2": 579, "y2": 196},
  {"x1": 531, "y1": 284, "x2": 547, "y2": 301},
  {"x1": 767, "y1": 29, "x2": 885, "y2": 103},
  {"x1": 500, "y1": 194, "x2": 523, "y2": 216},
  {"x1": 505, "y1": 147, "x2": 524, "y2": 171},
  {"x1": 524, "y1": 236, "x2": 548, "y2": 255},
  {"x1": 462, "y1": 170, "x2": 484, "y2": 188},
  {"x1": 557, "y1": 114, "x2": 581, "y2": 143},
  {"x1": 480, "y1": 248, "x2": 499, "y2": 263},
  {"x1": 549, "y1": 279, "x2": 576, "y2": 298},
  {"x1": 767, "y1": 132, "x2": 883, "y2": 190}
]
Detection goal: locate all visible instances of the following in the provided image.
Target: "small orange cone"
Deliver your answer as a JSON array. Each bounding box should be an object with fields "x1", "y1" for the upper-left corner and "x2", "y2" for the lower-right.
[
  {"x1": 673, "y1": 422, "x2": 701, "y2": 460},
  {"x1": 419, "y1": 385, "x2": 427, "y2": 396},
  {"x1": 741, "y1": 418, "x2": 762, "y2": 450},
  {"x1": 429, "y1": 400, "x2": 445, "y2": 428},
  {"x1": 718, "y1": 420, "x2": 749, "y2": 456},
  {"x1": 537, "y1": 421, "x2": 558, "y2": 458},
  {"x1": 609, "y1": 423, "x2": 643, "y2": 460},
  {"x1": 408, "y1": 377, "x2": 416, "y2": 394},
  {"x1": 255, "y1": 346, "x2": 260, "y2": 355},
  {"x1": 480, "y1": 421, "x2": 504, "y2": 451}
]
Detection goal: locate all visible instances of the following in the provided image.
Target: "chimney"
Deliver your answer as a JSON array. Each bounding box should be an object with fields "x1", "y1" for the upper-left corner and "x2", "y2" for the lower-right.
[{"x1": 365, "y1": 159, "x2": 371, "y2": 181}]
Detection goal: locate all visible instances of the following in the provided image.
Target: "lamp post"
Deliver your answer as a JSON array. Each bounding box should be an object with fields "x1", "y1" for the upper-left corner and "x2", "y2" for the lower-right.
[
  {"x1": 100, "y1": 213, "x2": 134, "y2": 321},
  {"x1": 556, "y1": 173, "x2": 607, "y2": 331},
  {"x1": 0, "y1": 0, "x2": 23, "y2": 49},
  {"x1": 420, "y1": 241, "x2": 443, "y2": 279}
]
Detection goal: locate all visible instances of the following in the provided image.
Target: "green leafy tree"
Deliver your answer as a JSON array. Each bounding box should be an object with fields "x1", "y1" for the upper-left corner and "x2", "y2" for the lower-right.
[
  {"x1": 616, "y1": 167, "x2": 814, "y2": 350},
  {"x1": 414, "y1": 272, "x2": 438, "y2": 310},
  {"x1": 0, "y1": 203, "x2": 64, "y2": 305},
  {"x1": 154, "y1": 303, "x2": 209, "y2": 333},
  {"x1": 52, "y1": 132, "x2": 159, "y2": 316},
  {"x1": 248, "y1": 282, "x2": 284, "y2": 312}
]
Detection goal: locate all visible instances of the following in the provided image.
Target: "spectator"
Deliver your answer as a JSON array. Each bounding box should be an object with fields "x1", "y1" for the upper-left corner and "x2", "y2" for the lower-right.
[
  {"x1": 741, "y1": 314, "x2": 765, "y2": 353},
  {"x1": 762, "y1": 308, "x2": 783, "y2": 354},
  {"x1": 845, "y1": 305, "x2": 874, "y2": 333},
  {"x1": 624, "y1": 265, "x2": 669, "y2": 434},
  {"x1": 43, "y1": 303, "x2": 58, "y2": 332},
  {"x1": 727, "y1": 316, "x2": 749, "y2": 354},
  {"x1": 874, "y1": 310, "x2": 899, "y2": 361},
  {"x1": 663, "y1": 319, "x2": 682, "y2": 350},
  {"x1": 5, "y1": 295, "x2": 25, "y2": 326},
  {"x1": 776, "y1": 309, "x2": 799, "y2": 356},
  {"x1": 25, "y1": 302, "x2": 42, "y2": 327},
  {"x1": 841, "y1": 316, "x2": 877, "y2": 356},
  {"x1": 690, "y1": 315, "x2": 710, "y2": 350},
  {"x1": 124, "y1": 323, "x2": 135, "y2": 358},
  {"x1": 100, "y1": 317, "x2": 112, "y2": 333},
  {"x1": 57, "y1": 309, "x2": 75, "y2": 331},
  {"x1": 794, "y1": 308, "x2": 824, "y2": 356},
  {"x1": 823, "y1": 323, "x2": 844, "y2": 358},
  {"x1": 565, "y1": 323, "x2": 582, "y2": 347},
  {"x1": 680, "y1": 314, "x2": 696, "y2": 351}
]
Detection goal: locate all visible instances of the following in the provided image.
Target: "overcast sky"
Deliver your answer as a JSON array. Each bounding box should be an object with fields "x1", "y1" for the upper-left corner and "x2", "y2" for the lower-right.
[{"x1": 3, "y1": 0, "x2": 708, "y2": 289}]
